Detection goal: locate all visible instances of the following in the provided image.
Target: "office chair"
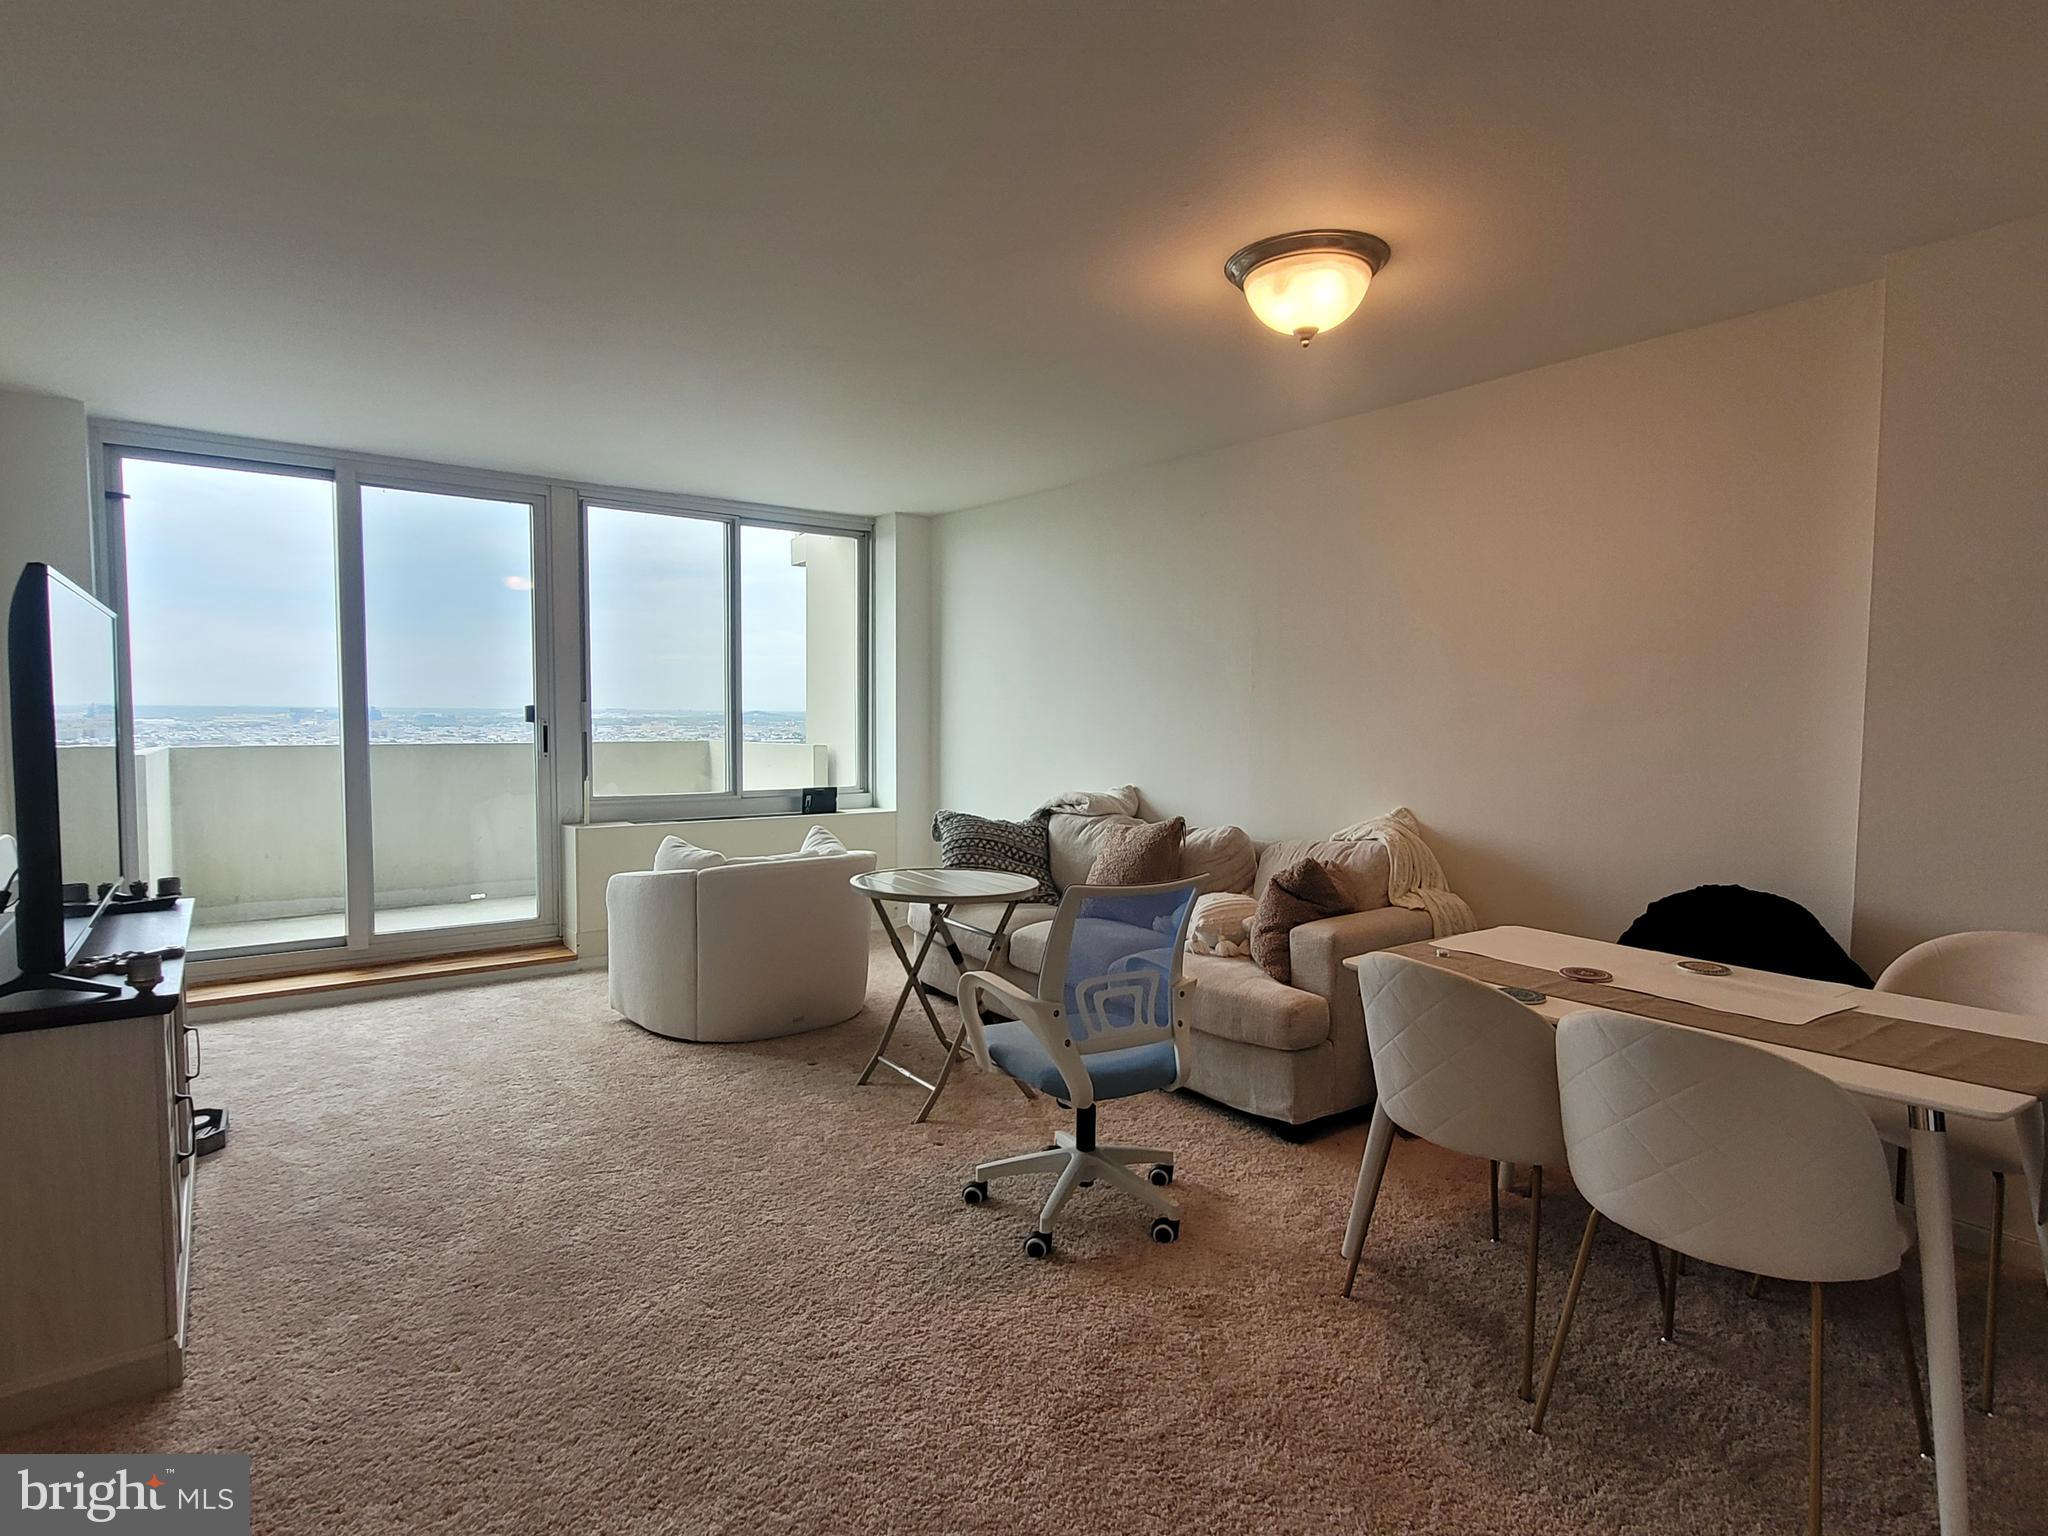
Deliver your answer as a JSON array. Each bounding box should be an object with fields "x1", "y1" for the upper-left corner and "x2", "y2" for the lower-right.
[{"x1": 956, "y1": 878, "x2": 1201, "y2": 1258}]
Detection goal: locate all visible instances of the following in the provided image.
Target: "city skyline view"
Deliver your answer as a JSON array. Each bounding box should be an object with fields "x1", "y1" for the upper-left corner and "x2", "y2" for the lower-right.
[
  {"x1": 117, "y1": 457, "x2": 822, "y2": 726},
  {"x1": 129, "y1": 703, "x2": 811, "y2": 749}
]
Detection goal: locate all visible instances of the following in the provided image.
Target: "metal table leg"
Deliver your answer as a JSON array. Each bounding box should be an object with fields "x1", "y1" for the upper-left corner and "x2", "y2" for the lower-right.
[
  {"x1": 859, "y1": 897, "x2": 1025, "y2": 1124},
  {"x1": 856, "y1": 900, "x2": 950, "y2": 1087},
  {"x1": 910, "y1": 901, "x2": 1021, "y2": 1123}
]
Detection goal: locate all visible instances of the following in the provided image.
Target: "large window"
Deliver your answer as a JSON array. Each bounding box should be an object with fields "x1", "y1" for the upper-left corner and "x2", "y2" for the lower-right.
[
  {"x1": 583, "y1": 504, "x2": 868, "y2": 813},
  {"x1": 95, "y1": 422, "x2": 871, "y2": 974}
]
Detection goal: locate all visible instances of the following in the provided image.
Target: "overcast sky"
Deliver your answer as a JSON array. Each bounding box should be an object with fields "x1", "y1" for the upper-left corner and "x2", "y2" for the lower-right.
[{"x1": 120, "y1": 457, "x2": 813, "y2": 713}]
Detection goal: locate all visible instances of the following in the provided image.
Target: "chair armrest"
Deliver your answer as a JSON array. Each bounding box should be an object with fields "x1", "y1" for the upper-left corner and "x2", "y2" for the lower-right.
[
  {"x1": 603, "y1": 869, "x2": 702, "y2": 1036},
  {"x1": 1289, "y1": 906, "x2": 1434, "y2": 1003},
  {"x1": 956, "y1": 969, "x2": 1050, "y2": 1070}
]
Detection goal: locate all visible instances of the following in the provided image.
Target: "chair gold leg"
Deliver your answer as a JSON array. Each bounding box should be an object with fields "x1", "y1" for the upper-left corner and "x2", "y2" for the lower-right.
[
  {"x1": 1984, "y1": 1170, "x2": 2004, "y2": 1415},
  {"x1": 1638, "y1": 1245, "x2": 1671, "y2": 1343},
  {"x1": 1519, "y1": 1165, "x2": 1543, "y2": 1402},
  {"x1": 1809, "y1": 1282, "x2": 1824, "y2": 1536},
  {"x1": 1658, "y1": 1245, "x2": 1678, "y2": 1341},
  {"x1": 1893, "y1": 1268, "x2": 1934, "y2": 1458},
  {"x1": 1489, "y1": 1160, "x2": 1501, "y2": 1243},
  {"x1": 1531, "y1": 1208, "x2": 1601, "y2": 1434}
]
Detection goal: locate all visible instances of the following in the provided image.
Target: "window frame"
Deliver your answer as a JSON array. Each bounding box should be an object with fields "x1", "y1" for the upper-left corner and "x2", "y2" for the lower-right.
[
  {"x1": 575, "y1": 486, "x2": 874, "y2": 824},
  {"x1": 88, "y1": 420, "x2": 567, "y2": 978},
  {"x1": 85, "y1": 419, "x2": 875, "y2": 977}
]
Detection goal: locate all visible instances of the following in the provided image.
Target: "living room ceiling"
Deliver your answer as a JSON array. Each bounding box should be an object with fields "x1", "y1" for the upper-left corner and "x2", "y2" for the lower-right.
[{"x1": 4, "y1": 1, "x2": 2047, "y2": 516}]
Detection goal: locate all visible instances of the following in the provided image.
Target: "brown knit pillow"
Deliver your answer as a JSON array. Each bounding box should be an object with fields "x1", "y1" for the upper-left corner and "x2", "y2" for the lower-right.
[
  {"x1": 1249, "y1": 858, "x2": 1353, "y2": 984},
  {"x1": 1085, "y1": 816, "x2": 1186, "y2": 887}
]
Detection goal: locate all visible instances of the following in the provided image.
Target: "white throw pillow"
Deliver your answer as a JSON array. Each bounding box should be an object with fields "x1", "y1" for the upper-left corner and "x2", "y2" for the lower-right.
[
  {"x1": 1188, "y1": 891, "x2": 1257, "y2": 957},
  {"x1": 799, "y1": 825, "x2": 848, "y2": 857},
  {"x1": 653, "y1": 835, "x2": 726, "y2": 873}
]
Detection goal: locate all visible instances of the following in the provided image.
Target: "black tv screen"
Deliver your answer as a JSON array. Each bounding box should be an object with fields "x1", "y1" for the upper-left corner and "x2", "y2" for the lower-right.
[{"x1": 9, "y1": 562, "x2": 123, "y2": 971}]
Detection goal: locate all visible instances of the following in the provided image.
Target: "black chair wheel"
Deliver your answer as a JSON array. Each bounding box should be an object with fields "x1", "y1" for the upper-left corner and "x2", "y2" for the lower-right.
[
  {"x1": 961, "y1": 1181, "x2": 988, "y2": 1206},
  {"x1": 1150, "y1": 1217, "x2": 1181, "y2": 1244},
  {"x1": 1148, "y1": 1164, "x2": 1174, "y2": 1186},
  {"x1": 1023, "y1": 1231, "x2": 1053, "y2": 1259}
]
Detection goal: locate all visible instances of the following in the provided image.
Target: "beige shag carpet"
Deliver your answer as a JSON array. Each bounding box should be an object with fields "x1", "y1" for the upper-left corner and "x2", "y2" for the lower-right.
[{"x1": 10, "y1": 944, "x2": 2047, "y2": 1534}]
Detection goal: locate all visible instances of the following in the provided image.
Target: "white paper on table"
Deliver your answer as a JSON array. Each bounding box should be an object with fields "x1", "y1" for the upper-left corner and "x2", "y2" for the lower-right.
[{"x1": 1435, "y1": 926, "x2": 1862, "y2": 1027}]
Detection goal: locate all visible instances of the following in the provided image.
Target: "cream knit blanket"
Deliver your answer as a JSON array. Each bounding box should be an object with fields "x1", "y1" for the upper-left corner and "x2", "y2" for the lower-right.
[
  {"x1": 1328, "y1": 807, "x2": 1476, "y2": 938},
  {"x1": 1034, "y1": 784, "x2": 1142, "y2": 819}
]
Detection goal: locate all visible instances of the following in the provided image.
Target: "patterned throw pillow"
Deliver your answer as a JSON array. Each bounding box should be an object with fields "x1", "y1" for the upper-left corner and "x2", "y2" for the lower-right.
[
  {"x1": 930, "y1": 810, "x2": 1055, "y2": 900},
  {"x1": 1249, "y1": 858, "x2": 1353, "y2": 984},
  {"x1": 1085, "y1": 816, "x2": 1187, "y2": 887}
]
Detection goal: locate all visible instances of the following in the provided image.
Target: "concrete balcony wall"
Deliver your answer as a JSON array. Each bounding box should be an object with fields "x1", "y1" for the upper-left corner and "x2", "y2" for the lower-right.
[
  {"x1": 588, "y1": 740, "x2": 827, "y2": 798},
  {"x1": 130, "y1": 738, "x2": 831, "y2": 923}
]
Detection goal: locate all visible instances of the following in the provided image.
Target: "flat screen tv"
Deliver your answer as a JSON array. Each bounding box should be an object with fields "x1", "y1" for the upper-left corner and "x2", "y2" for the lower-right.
[{"x1": 8, "y1": 562, "x2": 124, "y2": 977}]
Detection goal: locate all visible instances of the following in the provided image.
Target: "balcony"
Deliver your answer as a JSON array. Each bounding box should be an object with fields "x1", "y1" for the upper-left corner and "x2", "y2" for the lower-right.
[{"x1": 124, "y1": 739, "x2": 829, "y2": 953}]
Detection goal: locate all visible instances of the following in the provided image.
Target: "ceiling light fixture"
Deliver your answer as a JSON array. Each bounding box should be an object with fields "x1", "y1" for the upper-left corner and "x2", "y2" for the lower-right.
[{"x1": 1224, "y1": 229, "x2": 1391, "y2": 347}]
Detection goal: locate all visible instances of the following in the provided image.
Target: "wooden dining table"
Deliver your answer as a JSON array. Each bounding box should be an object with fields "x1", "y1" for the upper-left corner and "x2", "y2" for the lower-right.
[{"x1": 1346, "y1": 925, "x2": 2048, "y2": 1536}]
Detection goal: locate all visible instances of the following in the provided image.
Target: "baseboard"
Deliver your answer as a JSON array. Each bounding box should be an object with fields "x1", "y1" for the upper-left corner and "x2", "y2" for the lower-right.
[
  {"x1": 191, "y1": 944, "x2": 578, "y2": 1016},
  {"x1": 0, "y1": 1341, "x2": 181, "y2": 1439}
]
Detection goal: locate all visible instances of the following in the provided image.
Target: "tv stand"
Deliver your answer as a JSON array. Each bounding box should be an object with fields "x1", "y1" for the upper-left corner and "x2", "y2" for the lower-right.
[{"x1": 0, "y1": 898, "x2": 198, "y2": 1434}]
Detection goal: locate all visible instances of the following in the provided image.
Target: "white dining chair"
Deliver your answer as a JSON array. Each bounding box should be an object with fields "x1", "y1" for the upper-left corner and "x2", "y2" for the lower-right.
[
  {"x1": 1534, "y1": 1009, "x2": 1932, "y2": 1536},
  {"x1": 1342, "y1": 953, "x2": 1571, "y2": 1401},
  {"x1": 1872, "y1": 929, "x2": 2048, "y2": 1413}
]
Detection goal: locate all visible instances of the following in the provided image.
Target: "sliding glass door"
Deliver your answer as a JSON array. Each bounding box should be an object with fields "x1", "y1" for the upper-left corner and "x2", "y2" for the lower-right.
[
  {"x1": 362, "y1": 485, "x2": 543, "y2": 935},
  {"x1": 104, "y1": 441, "x2": 557, "y2": 970}
]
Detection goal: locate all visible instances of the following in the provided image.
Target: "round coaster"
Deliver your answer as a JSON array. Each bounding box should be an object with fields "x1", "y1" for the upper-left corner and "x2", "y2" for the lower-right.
[
  {"x1": 1676, "y1": 959, "x2": 1732, "y2": 975},
  {"x1": 1499, "y1": 985, "x2": 1549, "y2": 1005},
  {"x1": 1558, "y1": 966, "x2": 1614, "y2": 984}
]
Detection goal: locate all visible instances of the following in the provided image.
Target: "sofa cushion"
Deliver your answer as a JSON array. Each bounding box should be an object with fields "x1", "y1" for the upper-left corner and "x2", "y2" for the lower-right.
[
  {"x1": 1006, "y1": 919, "x2": 1055, "y2": 975},
  {"x1": 907, "y1": 901, "x2": 1061, "y2": 963},
  {"x1": 1046, "y1": 811, "x2": 1142, "y2": 893},
  {"x1": 1182, "y1": 824, "x2": 1256, "y2": 893},
  {"x1": 1086, "y1": 816, "x2": 1186, "y2": 886},
  {"x1": 1181, "y1": 953, "x2": 1330, "y2": 1051},
  {"x1": 1254, "y1": 837, "x2": 1391, "y2": 911}
]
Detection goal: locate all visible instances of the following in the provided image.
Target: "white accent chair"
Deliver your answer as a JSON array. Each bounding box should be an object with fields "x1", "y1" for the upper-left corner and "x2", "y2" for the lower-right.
[
  {"x1": 1870, "y1": 929, "x2": 2048, "y2": 1413},
  {"x1": 1535, "y1": 1010, "x2": 1932, "y2": 1536},
  {"x1": 605, "y1": 839, "x2": 878, "y2": 1042},
  {"x1": 956, "y1": 879, "x2": 1201, "y2": 1259},
  {"x1": 1342, "y1": 953, "x2": 1569, "y2": 1400}
]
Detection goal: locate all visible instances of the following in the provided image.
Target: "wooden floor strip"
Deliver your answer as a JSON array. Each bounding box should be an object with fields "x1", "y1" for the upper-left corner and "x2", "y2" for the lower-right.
[{"x1": 190, "y1": 943, "x2": 578, "y2": 1008}]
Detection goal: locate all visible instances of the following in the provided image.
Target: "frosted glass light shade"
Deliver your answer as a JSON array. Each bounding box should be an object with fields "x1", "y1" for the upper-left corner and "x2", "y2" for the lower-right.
[{"x1": 1241, "y1": 251, "x2": 1374, "y2": 344}]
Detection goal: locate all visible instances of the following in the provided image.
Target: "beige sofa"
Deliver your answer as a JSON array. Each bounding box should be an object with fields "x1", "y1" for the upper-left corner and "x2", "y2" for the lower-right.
[{"x1": 911, "y1": 813, "x2": 1431, "y2": 1126}]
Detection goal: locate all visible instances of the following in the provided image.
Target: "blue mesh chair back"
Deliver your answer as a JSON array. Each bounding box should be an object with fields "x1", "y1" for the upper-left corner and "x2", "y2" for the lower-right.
[{"x1": 1036, "y1": 880, "x2": 1201, "y2": 1056}]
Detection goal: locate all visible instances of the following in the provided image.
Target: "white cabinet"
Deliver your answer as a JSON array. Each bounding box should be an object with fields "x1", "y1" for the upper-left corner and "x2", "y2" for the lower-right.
[{"x1": 0, "y1": 900, "x2": 196, "y2": 1435}]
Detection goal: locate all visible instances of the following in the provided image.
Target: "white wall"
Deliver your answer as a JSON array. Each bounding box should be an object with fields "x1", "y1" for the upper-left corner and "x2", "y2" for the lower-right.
[
  {"x1": 874, "y1": 514, "x2": 936, "y2": 868},
  {"x1": 1853, "y1": 213, "x2": 2048, "y2": 971},
  {"x1": 933, "y1": 285, "x2": 1885, "y2": 944},
  {"x1": 0, "y1": 390, "x2": 93, "y2": 835}
]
